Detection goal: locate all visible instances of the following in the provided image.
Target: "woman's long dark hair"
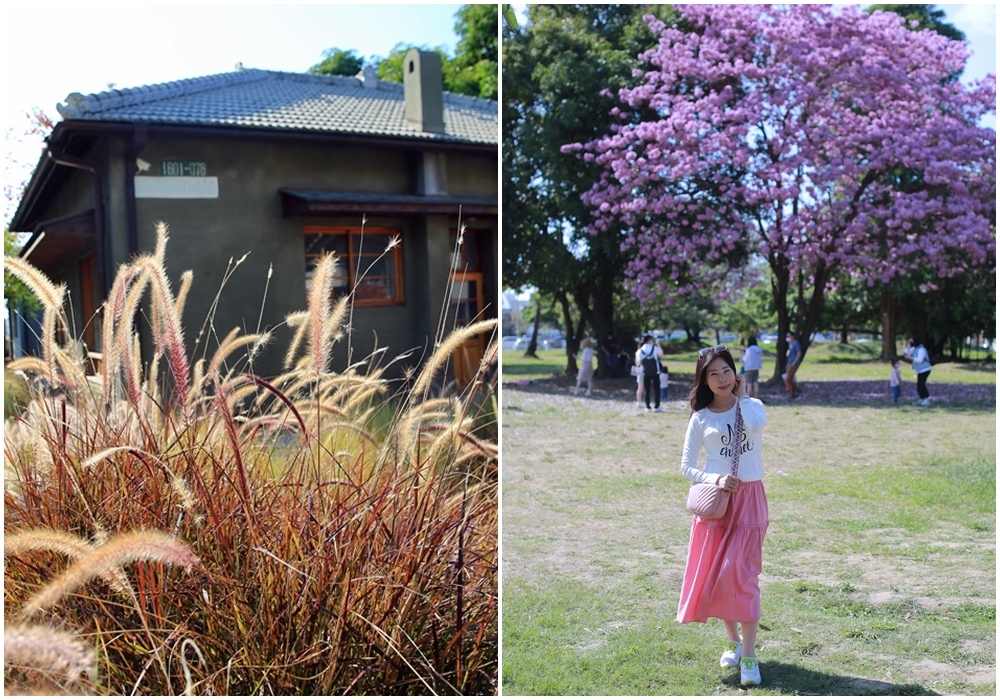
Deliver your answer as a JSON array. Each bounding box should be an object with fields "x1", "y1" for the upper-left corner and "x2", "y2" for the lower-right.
[{"x1": 688, "y1": 347, "x2": 738, "y2": 412}]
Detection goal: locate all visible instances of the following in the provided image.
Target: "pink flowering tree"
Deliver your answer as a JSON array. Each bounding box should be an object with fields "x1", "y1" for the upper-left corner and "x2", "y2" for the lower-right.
[{"x1": 564, "y1": 4, "x2": 995, "y2": 377}]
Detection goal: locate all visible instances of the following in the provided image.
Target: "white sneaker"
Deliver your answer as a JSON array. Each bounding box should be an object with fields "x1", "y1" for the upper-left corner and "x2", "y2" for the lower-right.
[
  {"x1": 720, "y1": 641, "x2": 742, "y2": 668},
  {"x1": 740, "y1": 657, "x2": 761, "y2": 687},
  {"x1": 584, "y1": 390, "x2": 592, "y2": 397},
  {"x1": 920, "y1": 398, "x2": 931, "y2": 406}
]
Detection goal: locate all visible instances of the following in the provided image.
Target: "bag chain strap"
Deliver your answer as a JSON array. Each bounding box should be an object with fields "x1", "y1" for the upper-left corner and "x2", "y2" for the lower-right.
[{"x1": 729, "y1": 400, "x2": 743, "y2": 478}]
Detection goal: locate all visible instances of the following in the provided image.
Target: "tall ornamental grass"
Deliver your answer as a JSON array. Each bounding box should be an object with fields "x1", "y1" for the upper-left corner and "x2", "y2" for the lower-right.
[{"x1": 4, "y1": 223, "x2": 498, "y2": 695}]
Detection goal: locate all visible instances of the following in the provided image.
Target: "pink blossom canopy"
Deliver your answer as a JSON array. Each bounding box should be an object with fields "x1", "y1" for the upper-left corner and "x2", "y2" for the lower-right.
[{"x1": 564, "y1": 4, "x2": 996, "y2": 306}]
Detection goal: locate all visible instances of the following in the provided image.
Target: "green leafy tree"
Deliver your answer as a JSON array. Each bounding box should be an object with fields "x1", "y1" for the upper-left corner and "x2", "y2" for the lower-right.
[
  {"x1": 309, "y1": 6, "x2": 498, "y2": 100},
  {"x1": 716, "y1": 284, "x2": 778, "y2": 344},
  {"x1": 503, "y1": 5, "x2": 676, "y2": 376},
  {"x1": 866, "y1": 4, "x2": 966, "y2": 42},
  {"x1": 372, "y1": 6, "x2": 498, "y2": 100},
  {"x1": 450, "y1": 4, "x2": 498, "y2": 100},
  {"x1": 308, "y1": 48, "x2": 364, "y2": 77}
]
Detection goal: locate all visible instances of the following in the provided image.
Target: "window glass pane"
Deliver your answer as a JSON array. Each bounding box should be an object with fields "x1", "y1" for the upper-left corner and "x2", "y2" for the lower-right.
[
  {"x1": 356, "y1": 278, "x2": 391, "y2": 300},
  {"x1": 364, "y1": 258, "x2": 391, "y2": 278},
  {"x1": 306, "y1": 228, "x2": 401, "y2": 305}
]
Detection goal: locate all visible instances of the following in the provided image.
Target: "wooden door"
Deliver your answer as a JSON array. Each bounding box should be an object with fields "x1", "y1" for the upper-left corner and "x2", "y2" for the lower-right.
[{"x1": 448, "y1": 229, "x2": 487, "y2": 389}]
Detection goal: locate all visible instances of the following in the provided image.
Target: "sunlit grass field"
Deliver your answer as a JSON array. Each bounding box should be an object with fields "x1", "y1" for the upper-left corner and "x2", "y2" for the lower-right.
[{"x1": 501, "y1": 368, "x2": 995, "y2": 695}]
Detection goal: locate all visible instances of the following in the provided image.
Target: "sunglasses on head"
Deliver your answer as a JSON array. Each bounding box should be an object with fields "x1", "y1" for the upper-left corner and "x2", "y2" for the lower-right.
[{"x1": 699, "y1": 344, "x2": 728, "y2": 356}]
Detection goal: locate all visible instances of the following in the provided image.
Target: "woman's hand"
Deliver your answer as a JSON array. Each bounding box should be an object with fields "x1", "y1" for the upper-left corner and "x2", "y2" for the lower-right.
[
  {"x1": 716, "y1": 474, "x2": 740, "y2": 492},
  {"x1": 733, "y1": 375, "x2": 745, "y2": 398}
]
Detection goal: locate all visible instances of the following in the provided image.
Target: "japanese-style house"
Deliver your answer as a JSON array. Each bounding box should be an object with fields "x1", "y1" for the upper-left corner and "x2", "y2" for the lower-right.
[{"x1": 9, "y1": 49, "x2": 498, "y2": 387}]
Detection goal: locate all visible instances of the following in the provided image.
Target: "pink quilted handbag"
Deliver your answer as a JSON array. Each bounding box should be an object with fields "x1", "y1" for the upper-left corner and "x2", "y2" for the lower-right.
[{"x1": 686, "y1": 400, "x2": 743, "y2": 519}]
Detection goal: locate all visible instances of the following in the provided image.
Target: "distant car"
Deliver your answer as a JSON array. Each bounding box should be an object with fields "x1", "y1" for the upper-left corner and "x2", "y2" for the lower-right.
[
  {"x1": 548, "y1": 335, "x2": 566, "y2": 349},
  {"x1": 759, "y1": 333, "x2": 778, "y2": 343},
  {"x1": 501, "y1": 336, "x2": 519, "y2": 350},
  {"x1": 514, "y1": 335, "x2": 549, "y2": 351}
]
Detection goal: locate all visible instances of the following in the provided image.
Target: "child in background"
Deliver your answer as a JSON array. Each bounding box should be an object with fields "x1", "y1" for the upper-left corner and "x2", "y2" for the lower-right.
[
  {"x1": 660, "y1": 363, "x2": 669, "y2": 404},
  {"x1": 573, "y1": 339, "x2": 595, "y2": 397},
  {"x1": 890, "y1": 358, "x2": 902, "y2": 404}
]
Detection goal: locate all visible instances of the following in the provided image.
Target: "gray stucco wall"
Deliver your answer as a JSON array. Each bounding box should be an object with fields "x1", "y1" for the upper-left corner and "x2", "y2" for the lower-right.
[{"x1": 120, "y1": 133, "x2": 495, "y2": 380}]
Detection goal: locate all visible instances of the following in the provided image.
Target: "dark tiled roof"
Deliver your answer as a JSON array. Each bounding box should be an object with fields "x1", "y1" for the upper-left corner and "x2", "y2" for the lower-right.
[{"x1": 55, "y1": 68, "x2": 497, "y2": 145}]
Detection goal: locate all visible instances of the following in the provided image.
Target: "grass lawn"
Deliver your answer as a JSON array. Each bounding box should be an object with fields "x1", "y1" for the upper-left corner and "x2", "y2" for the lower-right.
[{"x1": 500, "y1": 350, "x2": 995, "y2": 695}]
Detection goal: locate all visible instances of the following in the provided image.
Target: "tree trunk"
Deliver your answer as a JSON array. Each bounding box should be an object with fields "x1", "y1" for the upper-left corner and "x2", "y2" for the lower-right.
[
  {"x1": 555, "y1": 290, "x2": 578, "y2": 375},
  {"x1": 770, "y1": 258, "x2": 791, "y2": 382},
  {"x1": 880, "y1": 287, "x2": 898, "y2": 359},
  {"x1": 590, "y1": 283, "x2": 617, "y2": 378},
  {"x1": 524, "y1": 299, "x2": 543, "y2": 358}
]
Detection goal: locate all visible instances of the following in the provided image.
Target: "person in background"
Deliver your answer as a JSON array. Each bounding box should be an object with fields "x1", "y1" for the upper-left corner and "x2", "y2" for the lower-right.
[
  {"x1": 784, "y1": 332, "x2": 801, "y2": 399},
  {"x1": 635, "y1": 334, "x2": 663, "y2": 412},
  {"x1": 573, "y1": 338, "x2": 595, "y2": 397},
  {"x1": 902, "y1": 335, "x2": 932, "y2": 406},
  {"x1": 889, "y1": 358, "x2": 902, "y2": 404},
  {"x1": 741, "y1": 336, "x2": 763, "y2": 399},
  {"x1": 660, "y1": 356, "x2": 670, "y2": 404}
]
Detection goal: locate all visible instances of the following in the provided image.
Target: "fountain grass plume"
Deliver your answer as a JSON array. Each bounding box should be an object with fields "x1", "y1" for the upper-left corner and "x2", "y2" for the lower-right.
[
  {"x1": 3, "y1": 255, "x2": 66, "y2": 311},
  {"x1": 307, "y1": 253, "x2": 336, "y2": 376},
  {"x1": 282, "y1": 311, "x2": 311, "y2": 369},
  {"x1": 4, "y1": 624, "x2": 96, "y2": 683},
  {"x1": 205, "y1": 326, "x2": 271, "y2": 386},
  {"x1": 410, "y1": 320, "x2": 497, "y2": 403},
  {"x1": 175, "y1": 269, "x2": 194, "y2": 318},
  {"x1": 4, "y1": 527, "x2": 133, "y2": 594},
  {"x1": 20, "y1": 530, "x2": 199, "y2": 621},
  {"x1": 100, "y1": 263, "x2": 138, "y2": 405},
  {"x1": 134, "y1": 253, "x2": 190, "y2": 413},
  {"x1": 3, "y1": 256, "x2": 69, "y2": 384}
]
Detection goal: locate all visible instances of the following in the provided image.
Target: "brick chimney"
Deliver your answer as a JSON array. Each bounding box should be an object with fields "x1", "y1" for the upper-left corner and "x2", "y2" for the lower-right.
[{"x1": 403, "y1": 49, "x2": 444, "y2": 134}]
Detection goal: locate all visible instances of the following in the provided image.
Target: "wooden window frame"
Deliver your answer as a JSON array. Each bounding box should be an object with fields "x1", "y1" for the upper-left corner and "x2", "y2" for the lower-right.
[{"x1": 304, "y1": 226, "x2": 404, "y2": 307}]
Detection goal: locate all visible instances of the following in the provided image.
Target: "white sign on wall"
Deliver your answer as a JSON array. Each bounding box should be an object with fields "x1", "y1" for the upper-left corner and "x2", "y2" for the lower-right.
[{"x1": 135, "y1": 177, "x2": 219, "y2": 199}]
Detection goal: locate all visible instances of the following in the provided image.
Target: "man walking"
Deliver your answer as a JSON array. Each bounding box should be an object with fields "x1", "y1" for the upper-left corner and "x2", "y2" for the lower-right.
[{"x1": 635, "y1": 334, "x2": 663, "y2": 412}]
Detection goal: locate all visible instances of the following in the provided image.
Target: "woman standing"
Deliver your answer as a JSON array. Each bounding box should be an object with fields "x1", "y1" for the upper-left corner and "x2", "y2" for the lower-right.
[
  {"x1": 903, "y1": 335, "x2": 932, "y2": 406},
  {"x1": 677, "y1": 345, "x2": 769, "y2": 687}
]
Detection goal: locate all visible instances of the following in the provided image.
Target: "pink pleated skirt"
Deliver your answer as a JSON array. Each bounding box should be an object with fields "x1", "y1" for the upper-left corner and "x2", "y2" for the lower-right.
[{"x1": 677, "y1": 479, "x2": 769, "y2": 624}]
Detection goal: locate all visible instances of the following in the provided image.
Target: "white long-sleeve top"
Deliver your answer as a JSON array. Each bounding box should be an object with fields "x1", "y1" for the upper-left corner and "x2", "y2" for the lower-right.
[{"x1": 681, "y1": 396, "x2": 767, "y2": 484}]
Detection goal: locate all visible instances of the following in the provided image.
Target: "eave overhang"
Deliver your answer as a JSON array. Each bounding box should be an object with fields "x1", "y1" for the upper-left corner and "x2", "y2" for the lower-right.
[{"x1": 279, "y1": 189, "x2": 498, "y2": 218}]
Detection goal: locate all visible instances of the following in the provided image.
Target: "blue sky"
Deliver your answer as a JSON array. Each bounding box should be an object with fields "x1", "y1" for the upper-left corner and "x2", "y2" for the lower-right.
[{"x1": 2, "y1": 4, "x2": 466, "y2": 123}]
